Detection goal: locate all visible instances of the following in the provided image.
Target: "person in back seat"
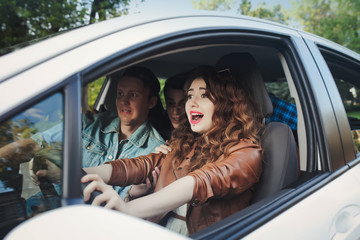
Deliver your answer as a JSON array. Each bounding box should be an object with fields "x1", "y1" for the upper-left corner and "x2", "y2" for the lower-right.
[
  {"x1": 266, "y1": 93, "x2": 297, "y2": 131},
  {"x1": 82, "y1": 65, "x2": 263, "y2": 235}
]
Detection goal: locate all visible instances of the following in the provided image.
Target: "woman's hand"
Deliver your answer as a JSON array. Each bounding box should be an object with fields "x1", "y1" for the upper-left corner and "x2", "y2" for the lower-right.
[
  {"x1": 154, "y1": 144, "x2": 172, "y2": 155},
  {"x1": 129, "y1": 167, "x2": 160, "y2": 198},
  {"x1": 81, "y1": 173, "x2": 126, "y2": 212}
]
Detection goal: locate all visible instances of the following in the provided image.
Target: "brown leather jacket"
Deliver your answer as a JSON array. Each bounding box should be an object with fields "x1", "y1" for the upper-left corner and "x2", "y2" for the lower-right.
[{"x1": 107, "y1": 139, "x2": 262, "y2": 234}]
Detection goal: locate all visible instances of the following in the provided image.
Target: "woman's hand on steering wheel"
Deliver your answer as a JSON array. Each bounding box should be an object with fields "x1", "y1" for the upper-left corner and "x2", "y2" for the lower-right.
[{"x1": 81, "y1": 173, "x2": 126, "y2": 212}]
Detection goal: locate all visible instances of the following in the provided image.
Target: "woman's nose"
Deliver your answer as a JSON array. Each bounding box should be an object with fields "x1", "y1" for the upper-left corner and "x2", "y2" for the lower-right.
[{"x1": 189, "y1": 97, "x2": 199, "y2": 107}]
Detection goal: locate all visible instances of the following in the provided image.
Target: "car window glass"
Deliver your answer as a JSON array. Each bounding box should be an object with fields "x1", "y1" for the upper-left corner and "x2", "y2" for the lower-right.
[
  {"x1": 321, "y1": 51, "x2": 360, "y2": 153},
  {"x1": 0, "y1": 93, "x2": 63, "y2": 237},
  {"x1": 85, "y1": 76, "x2": 105, "y2": 112}
]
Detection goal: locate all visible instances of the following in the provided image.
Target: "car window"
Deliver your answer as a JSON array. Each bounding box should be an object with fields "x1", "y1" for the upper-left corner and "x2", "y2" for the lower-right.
[
  {"x1": 0, "y1": 92, "x2": 63, "y2": 237},
  {"x1": 320, "y1": 50, "x2": 360, "y2": 153}
]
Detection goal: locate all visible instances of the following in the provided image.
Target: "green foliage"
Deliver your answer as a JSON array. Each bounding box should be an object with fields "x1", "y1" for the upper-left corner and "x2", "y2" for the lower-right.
[
  {"x1": 0, "y1": 0, "x2": 133, "y2": 52},
  {"x1": 348, "y1": 112, "x2": 360, "y2": 120},
  {"x1": 192, "y1": 0, "x2": 290, "y2": 25},
  {"x1": 0, "y1": 0, "x2": 87, "y2": 50},
  {"x1": 88, "y1": 77, "x2": 105, "y2": 110},
  {"x1": 0, "y1": 0, "x2": 30, "y2": 50},
  {"x1": 24, "y1": 0, "x2": 87, "y2": 37},
  {"x1": 292, "y1": 0, "x2": 360, "y2": 53},
  {"x1": 191, "y1": 0, "x2": 235, "y2": 11},
  {"x1": 241, "y1": 2, "x2": 289, "y2": 24},
  {"x1": 159, "y1": 78, "x2": 166, "y2": 108},
  {"x1": 88, "y1": 0, "x2": 132, "y2": 23}
]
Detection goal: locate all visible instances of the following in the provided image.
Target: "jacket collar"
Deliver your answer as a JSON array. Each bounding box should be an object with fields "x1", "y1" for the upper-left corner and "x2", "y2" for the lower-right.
[{"x1": 102, "y1": 118, "x2": 150, "y2": 147}]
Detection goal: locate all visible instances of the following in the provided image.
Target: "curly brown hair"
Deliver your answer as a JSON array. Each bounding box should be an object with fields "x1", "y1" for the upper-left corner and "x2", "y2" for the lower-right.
[{"x1": 168, "y1": 65, "x2": 262, "y2": 171}]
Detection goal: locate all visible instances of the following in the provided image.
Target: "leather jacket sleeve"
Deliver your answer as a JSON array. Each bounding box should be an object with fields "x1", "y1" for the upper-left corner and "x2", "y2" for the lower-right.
[
  {"x1": 187, "y1": 140, "x2": 262, "y2": 206},
  {"x1": 105, "y1": 152, "x2": 165, "y2": 186}
]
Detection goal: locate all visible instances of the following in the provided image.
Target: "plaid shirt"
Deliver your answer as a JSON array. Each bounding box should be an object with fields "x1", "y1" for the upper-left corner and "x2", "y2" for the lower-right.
[{"x1": 266, "y1": 94, "x2": 297, "y2": 131}]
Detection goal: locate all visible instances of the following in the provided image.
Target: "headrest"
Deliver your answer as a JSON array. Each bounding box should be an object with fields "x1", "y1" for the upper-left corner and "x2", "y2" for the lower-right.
[{"x1": 216, "y1": 52, "x2": 273, "y2": 118}]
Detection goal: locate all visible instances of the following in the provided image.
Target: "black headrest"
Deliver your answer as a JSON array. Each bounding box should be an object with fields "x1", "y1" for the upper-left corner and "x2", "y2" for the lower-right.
[{"x1": 216, "y1": 52, "x2": 273, "y2": 118}]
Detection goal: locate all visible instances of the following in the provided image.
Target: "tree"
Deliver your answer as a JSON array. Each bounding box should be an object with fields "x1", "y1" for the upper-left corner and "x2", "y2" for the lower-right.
[
  {"x1": 0, "y1": 0, "x2": 87, "y2": 50},
  {"x1": 0, "y1": 0, "x2": 29, "y2": 50},
  {"x1": 0, "y1": 0, "x2": 135, "y2": 54},
  {"x1": 238, "y1": 1, "x2": 289, "y2": 25},
  {"x1": 25, "y1": 0, "x2": 87, "y2": 37},
  {"x1": 88, "y1": 0, "x2": 132, "y2": 23},
  {"x1": 191, "y1": 0, "x2": 235, "y2": 11},
  {"x1": 191, "y1": 0, "x2": 289, "y2": 25},
  {"x1": 292, "y1": 0, "x2": 360, "y2": 53}
]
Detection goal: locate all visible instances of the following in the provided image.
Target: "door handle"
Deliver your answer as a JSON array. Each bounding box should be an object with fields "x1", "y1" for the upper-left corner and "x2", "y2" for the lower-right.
[{"x1": 331, "y1": 205, "x2": 360, "y2": 240}]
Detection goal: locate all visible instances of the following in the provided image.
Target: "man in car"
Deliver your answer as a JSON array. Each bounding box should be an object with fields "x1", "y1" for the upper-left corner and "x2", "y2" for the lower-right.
[{"x1": 0, "y1": 66, "x2": 166, "y2": 214}]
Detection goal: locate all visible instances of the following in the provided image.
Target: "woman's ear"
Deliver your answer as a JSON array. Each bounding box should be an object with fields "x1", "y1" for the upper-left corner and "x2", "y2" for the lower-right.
[{"x1": 148, "y1": 96, "x2": 157, "y2": 109}]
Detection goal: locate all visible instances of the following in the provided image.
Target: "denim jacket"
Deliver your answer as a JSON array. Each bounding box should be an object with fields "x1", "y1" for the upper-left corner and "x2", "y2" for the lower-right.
[{"x1": 32, "y1": 111, "x2": 165, "y2": 198}]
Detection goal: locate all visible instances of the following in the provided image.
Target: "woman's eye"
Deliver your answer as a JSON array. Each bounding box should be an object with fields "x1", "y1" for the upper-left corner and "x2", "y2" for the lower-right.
[
  {"x1": 117, "y1": 92, "x2": 124, "y2": 97},
  {"x1": 187, "y1": 94, "x2": 193, "y2": 99},
  {"x1": 130, "y1": 92, "x2": 138, "y2": 98},
  {"x1": 201, "y1": 93, "x2": 208, "y2": 98}
]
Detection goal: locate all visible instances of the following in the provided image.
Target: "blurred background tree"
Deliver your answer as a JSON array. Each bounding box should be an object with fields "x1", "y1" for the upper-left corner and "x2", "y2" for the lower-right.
[
  {"x1": 0, "y1": 0, "x2": 87, "y2": 50},
  {"x1": 191, "y1": 0, "x2": 359, "y2": 53},
  {"x1": 192, "y1": 0, "x2": 290, "y2": 24},
  {"x1": 88, "y1": 0, "x2": 131, "y2": 23},
  {"x1": 0, "y1": 0, "x2": 134, "y2": 52},
  {"x1": 1, "y1": 0, "x2": 358, "y2": 53},
  {"x1": 292, "y1": 0, "x2": 359, "y2": 53}
]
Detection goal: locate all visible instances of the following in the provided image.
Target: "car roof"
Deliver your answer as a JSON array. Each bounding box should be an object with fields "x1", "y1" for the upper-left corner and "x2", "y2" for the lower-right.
[{"x1": 0, "y1": 12, "x2": 295, "y2": 82}]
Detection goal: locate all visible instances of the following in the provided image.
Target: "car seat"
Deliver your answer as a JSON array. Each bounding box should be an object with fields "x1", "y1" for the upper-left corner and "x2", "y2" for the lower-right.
[{"x1": 216, "y1": 52, "x2": 299, "y2": 203}]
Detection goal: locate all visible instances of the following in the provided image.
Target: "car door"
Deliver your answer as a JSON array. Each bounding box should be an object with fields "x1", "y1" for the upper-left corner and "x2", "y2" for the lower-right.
[{"x1": 233, "y1": 32, "x2": 360, "y2": 240}]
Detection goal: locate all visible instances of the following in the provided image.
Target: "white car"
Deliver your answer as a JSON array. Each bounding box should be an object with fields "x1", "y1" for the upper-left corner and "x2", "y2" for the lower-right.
[{"x1": 0, "y1": 12, "x2": 359, "y2": 239}]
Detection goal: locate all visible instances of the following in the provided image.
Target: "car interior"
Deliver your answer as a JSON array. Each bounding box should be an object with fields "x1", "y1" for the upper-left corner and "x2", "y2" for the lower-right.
[
  {"x1": 88, "y1": 43, "x2": 313, "y2": 236},
  {"x1": 94, "y1": 47, "x2": 300, "y2": 202}
]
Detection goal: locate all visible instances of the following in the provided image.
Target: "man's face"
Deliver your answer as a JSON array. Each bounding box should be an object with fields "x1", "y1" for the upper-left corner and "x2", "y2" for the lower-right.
[{"x1": 116, "y1": 76, "x2": 157, "y2": 129}]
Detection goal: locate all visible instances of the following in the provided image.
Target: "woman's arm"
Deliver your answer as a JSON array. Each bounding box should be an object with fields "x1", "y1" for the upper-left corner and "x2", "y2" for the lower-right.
[
  {"x1": 83, "y1": 164, "x2": 113, "y2": 183},
  {"x1": 82, "y1": 174, "x2": 194, "y2": 219},
  {"x1": 188, "y1": 142, "x2": 262, "y2": 205},
  {"x1": 125, "y1": 176, "x2": 194, "y2": 218}
]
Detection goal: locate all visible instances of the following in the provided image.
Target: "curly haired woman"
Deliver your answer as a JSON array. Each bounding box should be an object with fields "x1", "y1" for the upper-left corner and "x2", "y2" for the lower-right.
[{"x1": 82, "y1": 65, "x2": 263, "y2": 235}]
